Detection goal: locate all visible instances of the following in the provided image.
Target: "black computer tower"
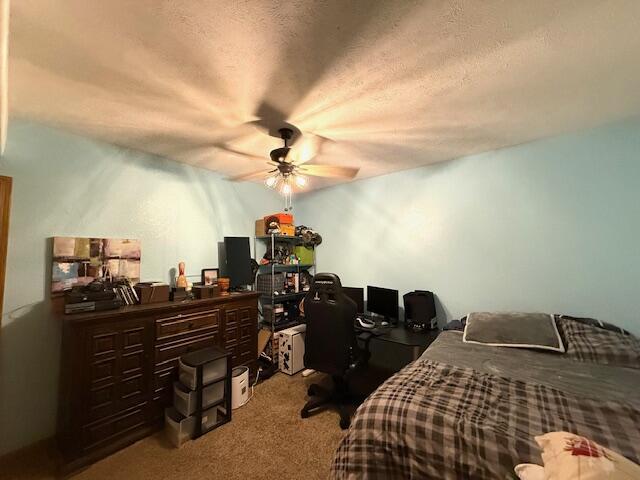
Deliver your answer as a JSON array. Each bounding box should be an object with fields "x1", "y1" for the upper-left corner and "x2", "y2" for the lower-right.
[{"x1": 403, "y1": 290, "x2": 437, "y2": 331}]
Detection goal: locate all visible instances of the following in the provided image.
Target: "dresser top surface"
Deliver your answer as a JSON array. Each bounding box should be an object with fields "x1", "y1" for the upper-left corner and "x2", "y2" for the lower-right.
[{"x1": 58, "y1": 291, "x2": 259, "y2": 324}]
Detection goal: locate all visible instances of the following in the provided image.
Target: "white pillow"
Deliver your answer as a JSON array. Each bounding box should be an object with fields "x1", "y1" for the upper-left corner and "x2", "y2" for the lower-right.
[{"x1": 536, "y1": 431, "x2": 640, "y2": 479}]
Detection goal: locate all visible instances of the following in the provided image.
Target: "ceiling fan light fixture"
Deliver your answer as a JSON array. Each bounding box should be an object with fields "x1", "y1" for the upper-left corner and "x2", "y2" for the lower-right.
[
  {"x1": 265, "y1": 174, "x2": 279, "y2": 188},
  {"x1": 281, "y1": 180, "x2": 292, "y2": 196},
  {"x1": 229, "y1": 124, "x2": 357, "y2": 212}
]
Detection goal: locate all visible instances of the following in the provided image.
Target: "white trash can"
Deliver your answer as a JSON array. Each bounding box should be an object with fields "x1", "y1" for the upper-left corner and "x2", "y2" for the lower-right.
[{"x1": 231, "y1": 366, "x2": 249, "y2": 409}]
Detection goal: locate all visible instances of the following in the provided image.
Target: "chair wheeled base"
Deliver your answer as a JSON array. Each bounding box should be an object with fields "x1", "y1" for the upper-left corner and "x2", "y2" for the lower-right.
[{"x1": 300, "y1": 375, "x2": 353, "y2": 429}]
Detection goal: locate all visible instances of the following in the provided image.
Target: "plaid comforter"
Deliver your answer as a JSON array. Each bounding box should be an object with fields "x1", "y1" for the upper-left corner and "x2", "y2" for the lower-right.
[{"x1": 331, "y1": 359, "x2": 640, "y2": 479}]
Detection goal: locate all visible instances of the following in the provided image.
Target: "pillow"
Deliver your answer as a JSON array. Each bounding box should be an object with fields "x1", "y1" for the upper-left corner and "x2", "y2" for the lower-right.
[
  {"x1": 559, "y1": 314, "x2": 631, "y2": 335},
  {"x1": 463, "y1": 312, "x2": 565, "y2": 352},
  {"x1": 536, "y1": 431, "x2": 640, "y2": 479},
  {"x1": 556, "y1": 316, "x2": 640, "y2": 369}
]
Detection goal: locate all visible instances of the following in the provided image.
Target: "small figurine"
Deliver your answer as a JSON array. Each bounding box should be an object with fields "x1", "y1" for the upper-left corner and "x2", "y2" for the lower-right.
[
  {"x1": 176, "y1": 262, "x2": 188, "y2": 288},
  {"x1": 266, "y1": 219, "x2": 281, "y2": 235}
]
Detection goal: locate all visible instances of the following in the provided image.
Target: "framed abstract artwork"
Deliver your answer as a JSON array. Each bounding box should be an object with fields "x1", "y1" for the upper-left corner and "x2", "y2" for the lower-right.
[{"x1": 51, "y1": 237, "x2": 141, "y2": 294}]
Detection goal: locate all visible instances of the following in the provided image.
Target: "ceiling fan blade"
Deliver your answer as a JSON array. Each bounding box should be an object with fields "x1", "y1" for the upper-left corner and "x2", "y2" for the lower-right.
[
  {"x1": 215, "y1": 144, "x2": 266, "y2": 161},
  {"x1": 228, "y1": 169, "x2": 271, "y2": 182},
  {"x1": 290, "y1": 135, "x2": 323, "y2": 165},
  {"x1": 297, "y1": 164, "x2": 359, "y2": 179},
  {"x1": 173, "y1": 142, "x2": 265, "y2": 161},
  {"x1": 251, "y1": 102, "x2": 301, "y2": 143}
]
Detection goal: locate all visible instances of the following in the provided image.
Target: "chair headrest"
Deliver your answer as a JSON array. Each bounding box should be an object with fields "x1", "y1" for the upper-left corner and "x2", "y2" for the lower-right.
[{"x1": 307, "y1": 273, "x2": 343, "y2": 300}]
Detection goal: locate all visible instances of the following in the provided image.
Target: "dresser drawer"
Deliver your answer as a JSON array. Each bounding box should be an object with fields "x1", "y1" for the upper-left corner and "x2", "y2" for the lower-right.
[
  {"x1": 239, "y1": 341, "x2": 255, "y2": 366},
  {"x1": 225, "y1": 339, "x2": 254, "y2": 366},
  {"x1": 121, "y1": 349, "x2": 145, "y2": 376},
  {"x1": 82, "y1": 403, "x2": 147, "y2": 453},
  {"x1": 91, "y1": 357, "x2": 117, "y2": 385},
  {"x1": 153, "y1": 366, "x2": 175, "y2": 394},
  {"x1": 149, "y1": 368, "x2": 175, "y2": 417},
  {"x1": 87, "y1": 372, "x2": 148, "y2": 423},
  {"x1": 156, "y1": 309, "x2": 220, "y2": 342},
  {"x1": 155, "y1": 332, "x2": 217, "y2": 368},
  {"x1": 88, "y1": 383, "x2": 116, "y2": 422}
]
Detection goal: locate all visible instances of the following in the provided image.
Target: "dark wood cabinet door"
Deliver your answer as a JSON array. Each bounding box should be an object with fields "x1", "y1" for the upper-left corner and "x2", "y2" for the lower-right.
[
  {"x1": 84, "y1": 318, "x2": 152, "y2": 427},
  {"x1": 223, "y1": 302, "x2": 257, "y2": 367}
]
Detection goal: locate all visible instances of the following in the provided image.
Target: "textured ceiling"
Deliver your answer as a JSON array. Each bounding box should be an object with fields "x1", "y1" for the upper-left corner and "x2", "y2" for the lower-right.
[{"x1": 9, "y1": 0, "x2": 640, "y2": 190}]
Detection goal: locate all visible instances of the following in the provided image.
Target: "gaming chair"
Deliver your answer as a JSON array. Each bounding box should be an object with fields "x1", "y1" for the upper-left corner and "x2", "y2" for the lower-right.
[{"x1": 300, "y1": 273, "x2": 363, "y2": 429}]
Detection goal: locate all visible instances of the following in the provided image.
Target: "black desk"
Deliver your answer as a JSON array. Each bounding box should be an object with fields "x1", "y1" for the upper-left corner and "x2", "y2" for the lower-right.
[
  {"x1": 376, "y1": 326, "x2": 439, "y2": 358},
  {"x1": 357, "y1": 323, "x2": 440, "y2": 373}
]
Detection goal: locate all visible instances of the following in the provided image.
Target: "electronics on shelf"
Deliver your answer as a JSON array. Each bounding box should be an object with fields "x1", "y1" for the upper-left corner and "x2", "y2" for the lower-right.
[
  {"x1": 64, "y1": 279, "x2": 125, "y2": 314},
  {"x1": 343, "y1": 283, "x2": 439, "y2": 332},
  {"x1": 343, "y1": 287, "x2": 364, "y2": 314},
  {"x1": 221, "y1": 237, "x2": 253, "y2": 290},
  {"x1": 64, "y1": 298, "x2": 123, "y2": 314},
  {"x1": 356, "y1": 317, "x2": 375, "y2": 330},
  {"x1": 403, "y1": 290, "x2": 437, "y2": 331},
  {"x1": 366, "y1": 285, "x2": 399, "y2": 323}
]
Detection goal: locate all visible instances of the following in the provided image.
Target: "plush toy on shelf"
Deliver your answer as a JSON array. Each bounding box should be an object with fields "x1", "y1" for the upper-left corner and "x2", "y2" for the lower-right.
[{"x1": 266, "y1": 218, "x2": 281, "y2": 235}]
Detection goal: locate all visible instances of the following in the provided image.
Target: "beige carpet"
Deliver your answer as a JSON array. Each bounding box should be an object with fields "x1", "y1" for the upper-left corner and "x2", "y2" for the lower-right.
[{"x1": 0, "y1": 372, "x2": 345, "y2": 480}]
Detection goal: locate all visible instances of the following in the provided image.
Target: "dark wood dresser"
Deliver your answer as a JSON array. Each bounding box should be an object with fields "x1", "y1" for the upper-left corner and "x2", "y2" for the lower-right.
[{"x1": 57, "y1": 292, "x2": 259, "y2": 472}]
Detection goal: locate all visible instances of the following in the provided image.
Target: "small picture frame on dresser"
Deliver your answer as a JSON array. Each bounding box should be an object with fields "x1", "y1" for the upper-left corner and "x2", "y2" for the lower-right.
[{"x1": 201, "y1": 268, "x2": 219, "y2": 286}]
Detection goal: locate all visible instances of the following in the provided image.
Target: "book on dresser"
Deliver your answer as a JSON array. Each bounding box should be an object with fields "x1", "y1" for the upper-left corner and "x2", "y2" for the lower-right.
[{"x1": 56, "y1": 292, "x2": 259, "y2": 473}]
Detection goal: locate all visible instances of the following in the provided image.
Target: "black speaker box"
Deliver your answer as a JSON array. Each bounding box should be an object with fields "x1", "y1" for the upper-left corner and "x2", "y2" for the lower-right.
[{"x1": 403, "y1": 290, "x2": 437, "y2": 331}]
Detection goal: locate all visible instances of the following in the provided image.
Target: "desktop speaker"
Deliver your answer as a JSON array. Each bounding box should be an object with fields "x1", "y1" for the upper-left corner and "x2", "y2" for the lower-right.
[{"x1": 403, "y1": 290, "x2": 437, "y2": 331}]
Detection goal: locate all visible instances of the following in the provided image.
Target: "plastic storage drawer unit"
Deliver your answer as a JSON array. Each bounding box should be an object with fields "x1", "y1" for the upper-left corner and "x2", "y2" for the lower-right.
[
  {"x1": 173, "y1": 380, "x2": 225, "y2": 417},
  {"x1": 165, "y1": 407, "x2": 196, "y2": 448},
  {"x1": 165, "y1": 406, "x2": 228, "y2": 448},
  {"x1": 179, "y1": 356, "x2": 227, "y2": 390}
]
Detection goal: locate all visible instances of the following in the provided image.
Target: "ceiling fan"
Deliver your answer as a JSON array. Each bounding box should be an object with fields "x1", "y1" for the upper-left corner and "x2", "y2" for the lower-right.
[{"x1": 228, "y1": 127, "x2": 360, "y2": 206}]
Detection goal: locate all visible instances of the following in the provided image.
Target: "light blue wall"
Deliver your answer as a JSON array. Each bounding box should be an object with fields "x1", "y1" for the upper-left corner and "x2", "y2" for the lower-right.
[
  {"x1": 297, "y1": 119, "x2": 640, "y2": 334},
  {"x1": 0, "y1": 120, "x2": 281, "y2": 455},
  {"x1": 2, "y1": 119, "x2": 639, "y2": 455}
]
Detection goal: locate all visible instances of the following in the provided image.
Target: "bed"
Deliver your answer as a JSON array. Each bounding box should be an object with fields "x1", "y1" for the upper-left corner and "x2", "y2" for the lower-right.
[{"x1": 331, "y1": 316, "x2": 640, "y2": 479}]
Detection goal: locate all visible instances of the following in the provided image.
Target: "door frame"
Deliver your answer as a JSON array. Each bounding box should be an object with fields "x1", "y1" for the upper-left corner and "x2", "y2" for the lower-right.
[{"x1": 0, "y1": 175, "x2": 11, "y2": 317}]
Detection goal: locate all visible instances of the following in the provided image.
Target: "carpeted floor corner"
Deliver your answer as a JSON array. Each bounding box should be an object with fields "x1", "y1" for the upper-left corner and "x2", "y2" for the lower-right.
[{"x1": 0, "y1": 372, "x2": 346, "y2": 480}]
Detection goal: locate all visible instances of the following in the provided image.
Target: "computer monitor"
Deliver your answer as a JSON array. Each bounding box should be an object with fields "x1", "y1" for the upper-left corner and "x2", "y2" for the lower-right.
[
  {"x1": 342, "y1": 287, "x2": 364, "y2": 314},
  {"x1": 366, "y1": 286, "x2": 399, "y2": 321},
  {"x1": 222, "y1": 237, "x2": 253, "y2": 289}
]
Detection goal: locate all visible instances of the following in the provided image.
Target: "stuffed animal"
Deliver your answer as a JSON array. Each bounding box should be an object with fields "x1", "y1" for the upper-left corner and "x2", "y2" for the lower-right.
[
  {"x1": 295, "y1": 225, "x2": 322, "y2": 247},
  {"x1": 266, "y1": 219, "x2": 281, "y2": 234}
]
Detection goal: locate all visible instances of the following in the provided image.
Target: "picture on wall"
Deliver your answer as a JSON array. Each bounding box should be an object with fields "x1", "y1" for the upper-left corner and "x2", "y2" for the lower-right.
[{"x1": 51, "y1": 237, "x2": 141, "y2": 293}]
